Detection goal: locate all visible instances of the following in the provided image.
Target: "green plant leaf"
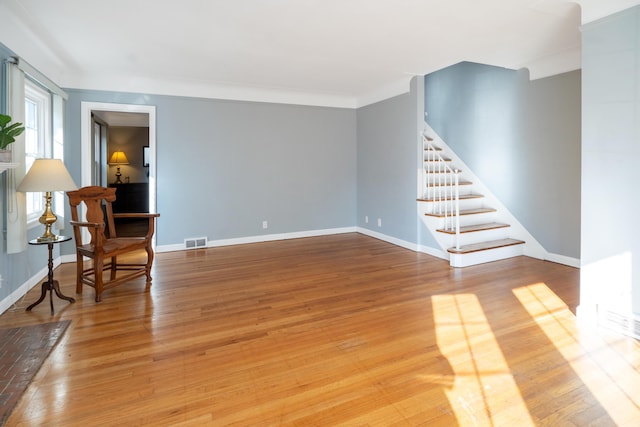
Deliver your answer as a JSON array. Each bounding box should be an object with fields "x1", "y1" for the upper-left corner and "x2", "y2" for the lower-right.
[
  {"x1": 0, "y1": 114, "x2": 11, "y2": 128},
  {"x1": 0, "y1": 114, "x2": 25, "y2": 150},
  {"x1": 5, "y1": 122, "x2": 25, "y2": 137}
]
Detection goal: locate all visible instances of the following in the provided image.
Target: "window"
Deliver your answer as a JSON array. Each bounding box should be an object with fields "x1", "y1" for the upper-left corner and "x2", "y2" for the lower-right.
[{"x1": 24, "y1": 80, "x2": 52, "y2": 224}]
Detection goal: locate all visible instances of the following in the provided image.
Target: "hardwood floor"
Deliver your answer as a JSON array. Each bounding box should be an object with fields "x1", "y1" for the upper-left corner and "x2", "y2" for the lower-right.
[{"x1": 1, "y1": 233, "x2": 640, "y2": 426}]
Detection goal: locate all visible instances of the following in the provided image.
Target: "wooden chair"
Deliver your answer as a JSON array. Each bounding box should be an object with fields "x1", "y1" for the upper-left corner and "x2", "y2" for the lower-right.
[{"x1": 67, "y1": 186, "x2": 160, "y2": 302}]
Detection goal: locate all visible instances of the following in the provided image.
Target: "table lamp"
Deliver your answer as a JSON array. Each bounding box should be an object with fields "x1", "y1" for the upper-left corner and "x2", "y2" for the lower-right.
[
  {"x1": 17, "y1": 158, "x2": 78, "y2": 242},
  {"x1": 109, "y1": 150, "x2": 129, "y2": 184}
]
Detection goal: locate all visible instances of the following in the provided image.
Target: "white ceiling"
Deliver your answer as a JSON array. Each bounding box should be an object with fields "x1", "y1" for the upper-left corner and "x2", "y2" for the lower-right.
[{"x1": 0, "y1": 0, "x2": 638, "y2": 108}]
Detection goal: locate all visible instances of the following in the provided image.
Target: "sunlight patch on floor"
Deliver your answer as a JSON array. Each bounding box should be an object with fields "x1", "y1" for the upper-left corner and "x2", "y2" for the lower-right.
[
  {"x1": 513, "y1": 282, "x2": 640, "y2": 426},
  {"x1": 433, "y1": 293, "x2": 534, "y2": 426}
]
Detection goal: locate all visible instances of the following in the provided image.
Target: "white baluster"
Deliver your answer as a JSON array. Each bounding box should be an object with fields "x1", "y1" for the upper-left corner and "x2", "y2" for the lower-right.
[{"x1": 455, "y1": 170, "x2": 460, "y2": 250}]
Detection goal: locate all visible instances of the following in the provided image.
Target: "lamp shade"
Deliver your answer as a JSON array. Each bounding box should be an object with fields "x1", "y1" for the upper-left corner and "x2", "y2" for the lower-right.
[
  {"x1": 109, "y1": 151, "x2": 129, "y2": 165},
  {"x1": 17, "y1": 158, "x2": 77, "y2": 192}
]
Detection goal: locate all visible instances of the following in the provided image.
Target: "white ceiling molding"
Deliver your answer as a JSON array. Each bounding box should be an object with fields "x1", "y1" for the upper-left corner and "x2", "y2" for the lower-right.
[{"x1": 64, "y1": 71, "x2": 359, "y2": 109}]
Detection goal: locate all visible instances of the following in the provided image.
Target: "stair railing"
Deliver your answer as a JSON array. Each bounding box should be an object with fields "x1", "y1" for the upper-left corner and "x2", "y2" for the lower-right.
[{"x1": 423, "y1": 134, "x2": 461, "y2": 250}]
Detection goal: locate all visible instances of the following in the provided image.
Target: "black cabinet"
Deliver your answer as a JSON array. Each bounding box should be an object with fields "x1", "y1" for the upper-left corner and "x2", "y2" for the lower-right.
[{"x1": 109, "y1": 183, "x2": 149, "y2": 213}]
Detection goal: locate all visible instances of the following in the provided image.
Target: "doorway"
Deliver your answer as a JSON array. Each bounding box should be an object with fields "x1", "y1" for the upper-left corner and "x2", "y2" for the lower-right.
[{"x1": 80, "y1": 102, "x2": 157, "y2": 238}]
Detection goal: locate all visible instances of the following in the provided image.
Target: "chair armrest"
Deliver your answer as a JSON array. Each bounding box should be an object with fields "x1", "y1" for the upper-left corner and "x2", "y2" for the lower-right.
[
  {"x1": 70, "y1": 220, "x2": 105, "y2": 229},
  {"x1": 69, "y1": 220, "x2": 106, "y2": 247}
]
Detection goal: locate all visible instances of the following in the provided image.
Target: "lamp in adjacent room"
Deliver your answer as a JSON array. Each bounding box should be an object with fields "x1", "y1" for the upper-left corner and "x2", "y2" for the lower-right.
[
  {"x1": 109, "y1": 150, "x2": 129, "y2": 184},
  {"x1": 17, "y1": 158, "x2": 78, "y2": 242}
]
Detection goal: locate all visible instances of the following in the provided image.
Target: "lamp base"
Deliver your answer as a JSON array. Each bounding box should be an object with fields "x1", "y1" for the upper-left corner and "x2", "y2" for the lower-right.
[
  {"x1": 37, "y1": 192, "x2": 59, "y2": 242},
  {"x1": 114, "y1": 166, "x2": 123, "y2": 184}
]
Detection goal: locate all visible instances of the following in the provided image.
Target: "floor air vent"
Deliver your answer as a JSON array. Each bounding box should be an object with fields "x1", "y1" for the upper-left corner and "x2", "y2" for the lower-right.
[
  {"x1": 600, "y1": 309, "x2": 640, "y2": 340},
  {"x1": 184, "y1": 237, "x2": 208, "y2": 250}
]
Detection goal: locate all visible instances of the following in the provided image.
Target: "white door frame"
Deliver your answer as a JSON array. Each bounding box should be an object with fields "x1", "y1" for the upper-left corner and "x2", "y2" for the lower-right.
[
  {"x1": 80, "y1": 102, "x2": 157, "y2": 242},
  {"x1": 80, "y1": 101, "x2": 157, "y2": 211}
]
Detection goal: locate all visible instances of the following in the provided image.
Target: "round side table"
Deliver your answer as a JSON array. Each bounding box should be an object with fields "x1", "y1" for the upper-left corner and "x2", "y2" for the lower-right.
[{"x1": 26, "y1": 236, "x2": 76, "y2": 314}]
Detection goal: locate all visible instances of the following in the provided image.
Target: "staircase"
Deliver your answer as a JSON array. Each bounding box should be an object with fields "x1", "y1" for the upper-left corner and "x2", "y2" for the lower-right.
[{"x1": 417, "y1": 127, "x2": 527, "y2": 267}]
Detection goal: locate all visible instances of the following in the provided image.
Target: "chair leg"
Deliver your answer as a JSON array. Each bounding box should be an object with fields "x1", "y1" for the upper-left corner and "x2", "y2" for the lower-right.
[
  {"x1": 76, "y1": 254, "x2": 83, "y2": 294},
  {"x1": 94, "y1": 257, "x2": 104, "y2": 302},
  {"x1": 110, "y1": 256, "x2": 117, "y2": 280},
  {"x1": 145, "y1": 243, "x2": 154, "y2": 284}
]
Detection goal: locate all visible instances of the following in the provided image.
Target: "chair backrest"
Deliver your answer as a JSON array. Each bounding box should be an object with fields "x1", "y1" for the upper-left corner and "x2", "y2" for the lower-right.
[{"x1": 67, "y1": 186, "x2": 118, "y2": 244}]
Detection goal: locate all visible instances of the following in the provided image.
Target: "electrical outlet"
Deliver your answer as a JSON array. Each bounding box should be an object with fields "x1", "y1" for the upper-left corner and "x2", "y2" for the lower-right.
[
  {"x1": 262, "y1": 220, "x2": 268, "y2": 229},
  {"x1": 0, "y1": 274, "x2": 3, "y2": 288},
  {"x1": 365, "y1": 216, "x2": 369, "y2": 223},
  {"x1": 377, "y1": 218, "x2": 382, "y2": 227}
]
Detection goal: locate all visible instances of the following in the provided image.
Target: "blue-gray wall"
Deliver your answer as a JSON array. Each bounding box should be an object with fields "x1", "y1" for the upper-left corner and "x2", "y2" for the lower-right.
[
  {"x1": 356, "y1": 78, "x2": 431, "y2": 247},
  {"x1": 425, "y1": 62, "x2": 581, "y2": 259},
  {"x1": 580, "y1": 6, "x2": 640, "y2": 315},
  {"x1": 64, "y1": 90, "x2": 357, "y2": 250}
]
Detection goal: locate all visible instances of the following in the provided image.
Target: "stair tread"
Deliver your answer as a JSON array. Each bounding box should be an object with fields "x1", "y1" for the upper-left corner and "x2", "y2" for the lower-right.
[
  {"x1": 424, "y1": 146, "x2": 442, "y2": 151},
  {"x1": 447, "y1": 238, "x2": 525, "y2": 254},
  {"x1": 424, "y1": 157, "x2": 451, "y2": 162},
  {"x1": 418, "y1": 193, "x2": 483, "y2": 202},
  {"x1": 424, "y1": 169, "x2": 460, "y2": 174},
  {"x1": 437, "y1": 222, "x2": 511, "y2": 234},
  {"x1": 427, "y1": 180, "x2": 472, "y2": 187},
  {"x1": 425, "y1": 207, "x2": 496, "y2": 218}
]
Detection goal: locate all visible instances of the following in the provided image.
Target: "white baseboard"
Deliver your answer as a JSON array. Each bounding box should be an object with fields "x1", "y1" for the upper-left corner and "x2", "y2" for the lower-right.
[
  {"x1": 356, "y1": 227, "x2": 418, "y2": 252},
  {"x1": 545, "y1": 252, "x2": 580, "y2": 268},
  {"x1": 417, "y1": 245, "x2": 449, "y2": 260},
  {"x1": 156, "y1": 226, "x2": 430, "y2": 259},
  {"x1": 157, "y1": 226, "x2": 426, "y2": 257},
  {"x1": 156, "y1": 226, "x2": 574, "y2": 270},
  {"x1": 156, "y1": 227, "x2": 358, "y2": 253}
]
